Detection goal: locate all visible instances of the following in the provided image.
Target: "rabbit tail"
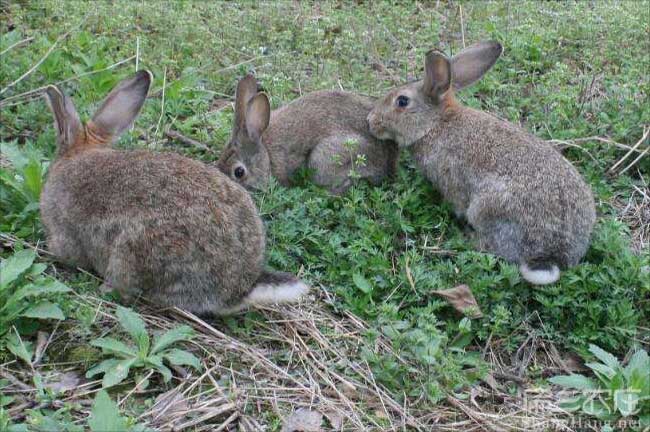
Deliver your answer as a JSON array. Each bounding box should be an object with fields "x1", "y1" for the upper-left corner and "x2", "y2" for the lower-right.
[
  {"x1": 245, "y1": 270, "x2": 309, "y2": 305},
  {"x1": 519, "y1": 262, "x2": 560, "y2": 285}
]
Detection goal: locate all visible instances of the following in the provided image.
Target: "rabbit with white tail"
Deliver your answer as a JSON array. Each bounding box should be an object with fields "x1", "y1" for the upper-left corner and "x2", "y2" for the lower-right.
[
  {"x1": 367, "y1": 41, "x2": 596, "y2": 285},
  {"x1": 217, "y1": 75, "x2": 399, "y2": 195},
  {"x1": 40, "y1": 70, "x2": 308, "y2": 315}
]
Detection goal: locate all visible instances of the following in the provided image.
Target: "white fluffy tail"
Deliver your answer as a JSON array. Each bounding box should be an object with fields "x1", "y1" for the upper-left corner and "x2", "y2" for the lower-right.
[
  {"x1": 519, "y1": 263, "x2": 560, "y2": 285},
  {"x1": 219, "y1": 271, "x2": 309, "y2": 315},
  {"x1": 245, "y1": 278, "x2": 310, "y2": 305}
]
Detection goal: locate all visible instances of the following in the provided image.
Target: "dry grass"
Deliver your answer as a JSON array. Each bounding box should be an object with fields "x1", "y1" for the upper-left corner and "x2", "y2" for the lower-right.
[{"x1": 1, "y1": 281, "x2": 585, "y2": 431}]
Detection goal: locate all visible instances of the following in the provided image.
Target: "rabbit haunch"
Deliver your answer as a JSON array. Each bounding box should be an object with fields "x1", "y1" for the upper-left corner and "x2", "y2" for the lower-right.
[
  {"x1": 41, "y1": 70, "x2": 308, "y2": 314},
  {"x1": 367, "y1": 41, "x2": 596, "y2": 285}
]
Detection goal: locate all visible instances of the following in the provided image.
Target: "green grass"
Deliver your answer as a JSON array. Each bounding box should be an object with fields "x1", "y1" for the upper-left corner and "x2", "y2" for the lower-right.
[{"x1": 1, "y1": 0, "x2": 649, "y2": 429}]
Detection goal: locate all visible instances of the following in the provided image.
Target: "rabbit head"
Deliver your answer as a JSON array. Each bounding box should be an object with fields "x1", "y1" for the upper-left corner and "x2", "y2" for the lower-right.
[
  {"x1": 217, "y1": 74, "x2": 272, "y2": 190},
  {"x1": 45, "y1": 70, "x2": 152, "y2": 158},
  {"x1": 367, "y1": 41, "x2": 502, "y2": 147}
]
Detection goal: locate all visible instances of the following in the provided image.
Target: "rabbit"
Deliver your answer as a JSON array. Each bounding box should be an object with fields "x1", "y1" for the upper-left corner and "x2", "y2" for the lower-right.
[
  {"x1": 216, "y1": 74, "x2": 399, "y2": 195},
  {"x1": 40, "y1": 70, "x2": 308, "y2": 315},
  {"x1": 367, "y1": 41, "x2": 596, "y2": 285}
]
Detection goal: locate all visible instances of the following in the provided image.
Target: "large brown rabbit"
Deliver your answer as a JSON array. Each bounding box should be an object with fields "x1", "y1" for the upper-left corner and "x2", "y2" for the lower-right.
[
  {"x1": 217, "y1": 75, "x2": 399, "y2": 194},
  {"x1": 40, "y1": 70, "x2": 308, "y2": 315},
  {"x1": 367, "y1": 41, "x2": 596, "y2": 285}
]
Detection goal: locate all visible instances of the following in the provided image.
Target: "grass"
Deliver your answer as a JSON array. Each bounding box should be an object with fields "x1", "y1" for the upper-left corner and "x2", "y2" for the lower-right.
[{"x1": 1, "y1": 0, "x2": 649, "y2": 430}]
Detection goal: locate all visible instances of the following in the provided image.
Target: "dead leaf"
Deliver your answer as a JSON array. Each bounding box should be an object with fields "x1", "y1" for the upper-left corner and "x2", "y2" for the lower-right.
[
  {"x1": 281, "y1": 408, "x2": 323, "y2": 432},
  {"x1": 433, "y1": 284, "x2": 483, "y2": 318},
  {"x1": 151, "y1": 388, "x2": 189, "y2": 424},
  {"x1": 33, "y1": 331, "x2": 49, "y2": 365},
  {"x1": 44, "y1": 371, "x2": 81, "y2": 393},
  {"x1": 321, "y1": 410, "x2": 343, "y2": 430},
  {"x1": 481, "y1": 373, "x2": 499, "y2": 391}
]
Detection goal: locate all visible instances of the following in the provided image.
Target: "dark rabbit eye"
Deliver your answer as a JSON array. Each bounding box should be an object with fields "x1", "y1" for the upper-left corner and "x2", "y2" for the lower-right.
[
  {"x1": 234, "y1": 166, "x2": 246, "y2": 179},
  {"x1": 396, "y1": 95, "x2": 409, "y2": 108}
]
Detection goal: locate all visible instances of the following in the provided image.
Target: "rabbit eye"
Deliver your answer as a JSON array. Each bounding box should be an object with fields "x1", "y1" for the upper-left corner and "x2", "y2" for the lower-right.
[
  {"x1": 396, "y1": 95, "x2": 409, "y2": 108},
  {"x1": 234, "y1": 166, "x2": 246, "y2": 179}
]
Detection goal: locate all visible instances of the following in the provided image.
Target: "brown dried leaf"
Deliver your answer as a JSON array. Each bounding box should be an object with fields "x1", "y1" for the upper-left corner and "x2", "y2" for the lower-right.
[
  {"x1": 151, "y1": 388, "x2": 189, "y2": 424},
  {"x1": 44, "y1": 371, "x2": 81, "y2": 393},
  {"x1": 433, "y1": 284, "x2": 483, "y2": 318},
  {"x1": 281, "y1": 408, "x2": 323, "y2": 432},
  {"x1": 321, "y1": 410, "x2": 343, "y2": 430}
]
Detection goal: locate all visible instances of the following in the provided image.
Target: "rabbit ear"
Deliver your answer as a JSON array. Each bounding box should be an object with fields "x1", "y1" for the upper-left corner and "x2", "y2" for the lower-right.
[
  {"x1": 44, "y1": 85, "x2": 82, "y2": 155},
  {"x1": 235, "y1": 74, "x2": 259, "y2": 130},
  {"x1": 245, "y1": 92, "x2": 270, "y2": 144},
  {"x1": 451, "y1": 41, "x2": 502, "y2": 90},
  {"x1": 90, "y1": 70, "x2": 152, "y2": 142},
  {"x1": 423, "y1": 50, "x2": 451, "y2": 101}
]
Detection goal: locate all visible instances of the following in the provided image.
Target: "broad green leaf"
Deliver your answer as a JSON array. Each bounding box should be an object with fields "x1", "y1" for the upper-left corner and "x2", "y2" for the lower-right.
[
  {"x1": 115, "y1": 306, "x2": 150, "y2": 355},
  {"x1": 5, "y1": 280, "x2": 71, "y2": 310},
  {"x1": 585, "y1": 362, "x2": 616, "y2": 381},
  {"x1": 352, "y1": 272, "x2": 372, "y2": 294},
  {"x1": 86, "y1": 359, "x2": 120, "y2": 379},
  {"x1": 150, "y1": 325, "x2": 194, "y2": 355},
  {"x1": 21, "y1": 301, "x2": 65, "y2": 320},
  {"x1": 101, "y1": 358, "x2": 137, "y2": 388},
  {"x1": 614, "y1": 389, "x2": 639, "y2": 417},
  {"x1": 163, "y1": 348, "x2": 201, "y2": 370},
  {"x1": 90, "y1": 337, "x2": 137, "y2": 358},
  {"x1": 88, "y1": 390, "x2": 128, "y2": 432},
  {"x1": 146, "y1": 355, "x2": 172, "y2": 382},
  {"x1": 0, "y1": 249, "x2": 35, "y2": 290},
  {"x1": 6, "y1": 330, "x2": 33, "y2": 365},
  {"x1": 589, "y1": 345, "x2": 620, "y2": 370},
  {"x1": 581, "y1": 398, "x2": 613, "y2": 420},
  {"x1": 549, "y1": 374, "x2": 598, "y2": 390},
  {"x1": 558, "y1": 396, "x2": 586, "y2": 412},
  {"x1": 22, "y1": 160, "x2": 43, "y2": 201},
  {"x1": 624, "y1": 349, "x2": 649, "y2": 382},
  {"x1": 26, "y1": 263, "x2": 47, "y2": 277}
]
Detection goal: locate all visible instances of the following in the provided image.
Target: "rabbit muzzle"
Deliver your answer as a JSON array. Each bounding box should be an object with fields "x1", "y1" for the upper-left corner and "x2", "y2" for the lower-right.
[{"x1": 367, "y1": 111, "x2": 390, "y2": 140}]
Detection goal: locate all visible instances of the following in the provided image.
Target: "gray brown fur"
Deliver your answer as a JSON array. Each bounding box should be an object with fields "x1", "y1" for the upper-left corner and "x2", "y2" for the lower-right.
[
  {"x1": 41, "y1": 70, "x2": 306, "y2": 314},
  {"x1": 367, "y1": 41, "x2": 596, "y2": 282},
  {"x1": 217, "y1": 75, "x2": 399, "y2": 194}
]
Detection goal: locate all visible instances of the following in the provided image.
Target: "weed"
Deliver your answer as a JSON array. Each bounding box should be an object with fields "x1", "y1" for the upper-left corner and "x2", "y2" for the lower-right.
[
  {"x1": 86, "y1": 306, "x2": 200, "y2": 388},
  {"x1": 550, "y1": 344, "x2": 650, "y2": 429}
]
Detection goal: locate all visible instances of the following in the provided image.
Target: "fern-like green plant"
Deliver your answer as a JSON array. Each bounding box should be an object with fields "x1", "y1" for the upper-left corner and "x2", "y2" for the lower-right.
[
  {"x1": 87, "y1": 306, "x2": 201, "y2": 388},
  {"x1": 0, "y1": 141, "x2": 48, "y2": 240},
  {"x1": 0, "y1": 249, "x2": 71, "y2": 355},
  {"x1": 550, "y1": 344, "x2": 650, "y2": 429}
]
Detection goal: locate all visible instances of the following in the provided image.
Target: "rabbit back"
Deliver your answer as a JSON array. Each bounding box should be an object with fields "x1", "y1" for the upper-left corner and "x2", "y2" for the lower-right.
[
  {"x1": 267, "y1": 90, "x2": 398, "y2": 188},
  {"x1": 41, "y1": 149, "x2": 266, "y2": 313},
  {"x1": 414, "y1": 107, "x2": 595, "y2": 269}
]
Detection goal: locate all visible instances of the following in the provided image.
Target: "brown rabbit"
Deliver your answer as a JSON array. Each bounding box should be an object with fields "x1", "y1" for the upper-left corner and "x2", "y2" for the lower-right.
[
  {"x1": 217, "y1": 75, "x2": 399, "y2": 194},
  {"x1": 40, "y1": 70, "x2": 308, "y2": 315},
  {"x1": 367, "y1": 41, "x2": 596, "y2": 285}
]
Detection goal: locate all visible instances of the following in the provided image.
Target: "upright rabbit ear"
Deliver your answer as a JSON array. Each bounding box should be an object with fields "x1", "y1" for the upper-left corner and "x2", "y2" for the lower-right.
[
  {"x1": 422, "y1": 50, "x2": 451, "y2": 102},
  {"x1": 234, "y1": 74, "x2": 259, "y2": 131},
  {"x1": 451, "y1": 41, "x2": 502, "y2": 90},
  {"x1": 44, "y1": 85, "x2": 82, "y2": 155},
  {"x1": 90, "y1": 70, "x2": 152, "y2": 142},
  {"x1": 245, "y1": 92, "x2": 270, "y2": 144}
]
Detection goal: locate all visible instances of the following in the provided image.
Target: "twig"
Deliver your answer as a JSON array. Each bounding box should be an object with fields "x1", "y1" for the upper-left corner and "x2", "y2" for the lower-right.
[
  {"x1": 618, "y1": 145, "x2": 650, "y2": 176},
  {"x1": 609, "y1": 126, "x2": 650, "y2": 174},
  {"x1": 0, "y1": 36, "x2": 35, "y2": 56},
  {"x1": 154, "y1": 67, "x2": 167, "y2": 138},
  {"x1": 164, "y1": 129, "x2": 215, "y2": 154},
  {"x1": 0, "y1": 30, "x2": 73, "y2": 96},
  {"x1": 459, "y1": 4, "x2": 466, "y2": 49},
  {"x1": 0, "y1": 55, "x2": 136, "y2": 108},
  {"x1": 135, "y1": 36, "x2": 140, "y2": 72},
  {"x1": 151, "y1": 55, "x2": 264, "y2": 97}
]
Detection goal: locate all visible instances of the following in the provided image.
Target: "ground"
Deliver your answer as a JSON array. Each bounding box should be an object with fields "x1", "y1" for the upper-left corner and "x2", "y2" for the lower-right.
[{"x1": 1, "y1": 1, "x2": 649, "y2": 431}]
